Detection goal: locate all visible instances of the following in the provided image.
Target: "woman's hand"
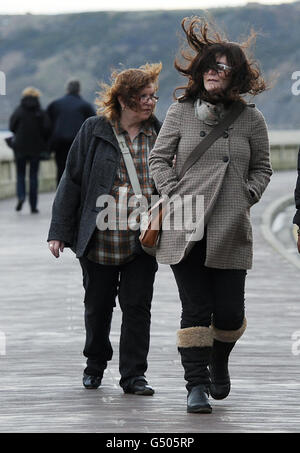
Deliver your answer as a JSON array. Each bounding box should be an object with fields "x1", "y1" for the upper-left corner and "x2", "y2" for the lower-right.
[{"x1": 48, "y1": 240, "x2": 65, "y2": 258}]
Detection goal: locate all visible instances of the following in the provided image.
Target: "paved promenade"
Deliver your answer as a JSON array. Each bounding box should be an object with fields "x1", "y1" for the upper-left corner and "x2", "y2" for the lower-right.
[{"x1": 0, "y1": 170, "x2": 300, "y2": 434}]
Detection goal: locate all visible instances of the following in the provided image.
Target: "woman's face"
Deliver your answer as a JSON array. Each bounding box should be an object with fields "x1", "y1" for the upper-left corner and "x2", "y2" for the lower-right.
[
  {"x1": 120, "y1": 83, "x2": 158, "y2": 123},
  {"x1": 203, "y1": 54, "x2": 232, "y2": 95}
]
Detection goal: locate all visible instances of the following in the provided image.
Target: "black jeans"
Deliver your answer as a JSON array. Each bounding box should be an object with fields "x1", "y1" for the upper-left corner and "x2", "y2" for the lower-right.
[
  {"x1": 171, "y1": 238, "x2": 246, "y2": 331},
  {"x1": 79, "y1": 252, "x2": 158, "y2": 387},
  {"x1": 16, "y1": 156, "x2": 40, "y2": 210}
]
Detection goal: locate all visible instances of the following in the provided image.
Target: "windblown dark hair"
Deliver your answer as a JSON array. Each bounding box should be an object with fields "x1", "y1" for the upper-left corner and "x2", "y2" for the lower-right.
[{"x1": 174, "y1": 17, "x2": 267, "y2": 104}]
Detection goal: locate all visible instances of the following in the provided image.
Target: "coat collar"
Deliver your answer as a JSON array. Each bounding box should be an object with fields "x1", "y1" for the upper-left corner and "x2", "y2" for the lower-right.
[
  {"x1": 113, "y1": 119, "x2": 153, "y2": 137},
  {"x1": 92, "y1": 116, "x2": 116, "y2": 143},
  {"x1": 92, "y1": 115, "x2": 161, "y2": 144}
]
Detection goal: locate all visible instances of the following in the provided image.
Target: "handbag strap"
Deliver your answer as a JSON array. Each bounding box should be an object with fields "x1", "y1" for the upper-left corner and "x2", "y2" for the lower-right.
[
  {"x1": 178, "y1": 100, "x2": 246, "y2": 180},
  {"x1": 113, "y1": 100, "x2": 246, "y2": 198},
  {"x1": 112, "y1": 127, "x2": 143, "y2": 198}
]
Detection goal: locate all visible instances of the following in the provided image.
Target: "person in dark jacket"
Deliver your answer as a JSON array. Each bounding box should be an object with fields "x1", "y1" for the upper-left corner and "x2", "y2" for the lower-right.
[
  {"x1": 293, "y1": 148, "x2": 300, "y2": 251},
  {"x1": 47, "y1": 63, "x2": 162, "y2": 395},
  {"x1": 47, "y1": 80, "x2": 95, "y2": 186},
  {"x1": 9, "y1": 87, "x2": 51, "y2": 213}
]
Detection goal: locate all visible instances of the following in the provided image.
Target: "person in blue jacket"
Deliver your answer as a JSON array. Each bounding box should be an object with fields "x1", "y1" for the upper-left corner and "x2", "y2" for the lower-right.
[{"x1": 47, "y1": 80, "x2": 95, "y2": 185}]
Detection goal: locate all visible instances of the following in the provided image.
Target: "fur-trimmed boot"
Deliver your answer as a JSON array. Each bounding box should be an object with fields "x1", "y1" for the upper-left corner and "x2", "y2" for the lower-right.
[
  {"x1": 209, "y1": 318, "x2": 247, "y2": 400},
  {"x1": 177, "y1": 326, "x2": 213, "y2": 414}
]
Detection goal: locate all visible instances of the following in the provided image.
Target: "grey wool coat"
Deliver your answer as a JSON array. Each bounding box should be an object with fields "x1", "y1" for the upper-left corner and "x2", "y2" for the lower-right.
[{"x1": 148, "y1": 99, "x2": 273, "y2": 269}]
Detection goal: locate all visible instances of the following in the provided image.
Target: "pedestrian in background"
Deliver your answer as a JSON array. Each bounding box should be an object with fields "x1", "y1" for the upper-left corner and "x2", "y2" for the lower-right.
[
  {"x1": 9, "y1": 86, "x2": 51, "y2": 213},
  {"x1": 47, "y1": 79, "x2": 95, "y2": 186},
  {"x1": 149, "y1": 17, "x2": 272, "y2": 413},
  {"x1": 293, "y1": 149, "x2": 300, "y2": 250},
  {"x1": 48, "y1": 63, "x2": 162, "y2": 395}
]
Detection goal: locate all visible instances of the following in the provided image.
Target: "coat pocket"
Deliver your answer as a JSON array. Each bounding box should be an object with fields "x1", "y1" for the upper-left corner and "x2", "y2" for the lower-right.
[{"x1": 241, "y1": 180, "x2": 256, "y2": 206}]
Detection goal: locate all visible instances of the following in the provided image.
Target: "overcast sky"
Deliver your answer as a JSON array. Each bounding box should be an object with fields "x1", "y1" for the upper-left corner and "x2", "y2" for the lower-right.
[{"x1": 0, "y1": 0, "x2": 297, "y2": 15}]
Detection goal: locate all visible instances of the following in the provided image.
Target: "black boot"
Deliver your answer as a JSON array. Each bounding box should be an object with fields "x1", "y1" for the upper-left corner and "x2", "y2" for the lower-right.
[
  {"x1": 209, "y1": 340, "x2": 235, "y2": 400},
  {"x1": 210, "y1": 319, "x2": 247, "y2": 400},
  {"x1": 83, "y1": 372, "x2": 103, "y2": 389},
  {"x1": 187, "y1": 384, "x2": 212, "y2": 414},
  {"x1": 177, "y1": 326, "x2": 213, "y2": 413}
]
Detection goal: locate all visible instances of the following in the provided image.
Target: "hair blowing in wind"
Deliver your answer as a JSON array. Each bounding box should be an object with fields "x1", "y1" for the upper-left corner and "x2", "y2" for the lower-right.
[{"x1": 173, "y1": 16, "x2": 267, "y2": 104}]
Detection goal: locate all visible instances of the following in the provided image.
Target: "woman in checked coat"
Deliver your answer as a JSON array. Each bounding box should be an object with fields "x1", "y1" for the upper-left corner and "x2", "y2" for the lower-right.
[{"x1": 149, "y1": 17, "x2": 272, "y2": 413}]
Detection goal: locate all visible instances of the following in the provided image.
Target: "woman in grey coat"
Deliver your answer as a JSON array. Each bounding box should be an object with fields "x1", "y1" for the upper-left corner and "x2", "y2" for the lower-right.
[{"x1": 149, "y1": 18, "x2": 272, "y2": 413}]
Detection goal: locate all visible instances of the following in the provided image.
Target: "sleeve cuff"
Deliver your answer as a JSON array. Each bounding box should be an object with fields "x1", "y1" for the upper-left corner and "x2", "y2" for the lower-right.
[{"x1": 293, "y1": 210, "x2": 300, "y2": 227}]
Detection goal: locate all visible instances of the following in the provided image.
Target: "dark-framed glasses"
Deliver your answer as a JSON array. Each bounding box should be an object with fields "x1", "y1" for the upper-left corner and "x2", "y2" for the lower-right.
[{"x1": 139, "y1": 94, "x2": 159, "y2": 104}]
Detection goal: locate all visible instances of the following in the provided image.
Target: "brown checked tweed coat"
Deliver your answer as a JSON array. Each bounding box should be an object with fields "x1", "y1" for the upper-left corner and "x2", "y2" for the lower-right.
[{"x1": 148, "y1": 99, "x2": 272, "y2": 269}]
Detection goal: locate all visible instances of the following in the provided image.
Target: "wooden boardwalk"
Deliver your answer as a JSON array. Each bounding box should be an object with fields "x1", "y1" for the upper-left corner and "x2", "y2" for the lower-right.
[{"x1": 0, "y1": 170, "x2": 300, "y2": 434}]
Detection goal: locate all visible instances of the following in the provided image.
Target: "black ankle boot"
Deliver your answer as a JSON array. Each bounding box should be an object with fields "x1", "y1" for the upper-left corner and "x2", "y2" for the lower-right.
[
  {"x1": 187, "y1": 384, "x2": 212, "y2": 413},
  {"x1": 209, "y1": 339, "x2": 235, "y2": 400},
  {"x1": 83, "y1": 372, "x2": 102, "y2": 389}
]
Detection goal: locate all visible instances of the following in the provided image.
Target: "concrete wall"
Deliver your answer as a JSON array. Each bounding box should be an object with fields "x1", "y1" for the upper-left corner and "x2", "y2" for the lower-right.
[
  {"x1": 270, "y1": 144, "x2": 298, "y2": 171},
  {"x1": 0, "y1": 137, "x2": 299, "y2": 200}
]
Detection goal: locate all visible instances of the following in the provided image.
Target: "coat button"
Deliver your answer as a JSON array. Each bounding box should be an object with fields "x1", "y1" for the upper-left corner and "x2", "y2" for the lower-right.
[
  {"x1": 200, "y1": 131, "x2": 206, "y2": 137},
  {"x1": 223, "y1": 131, "x2": 229, "y2": 138},
  {"x1": 223, "y1": 156, "x2": 229, "y2": 162}
]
